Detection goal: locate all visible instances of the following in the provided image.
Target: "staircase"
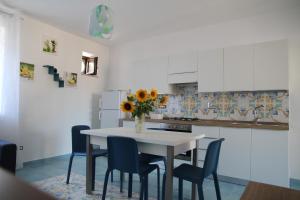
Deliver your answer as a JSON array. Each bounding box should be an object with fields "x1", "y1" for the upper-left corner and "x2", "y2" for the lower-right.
[{"x1": 43, "y1": 65, "x2": 64, "y2": 88}]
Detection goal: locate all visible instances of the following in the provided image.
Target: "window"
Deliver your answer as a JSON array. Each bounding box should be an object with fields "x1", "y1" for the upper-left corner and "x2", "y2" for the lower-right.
[
  {"x1": 0, "y1": 25, "x2": 5, "y2": 112},
  {"x1": 81, "y1": 51, "x2": 98, "y2": 76}
]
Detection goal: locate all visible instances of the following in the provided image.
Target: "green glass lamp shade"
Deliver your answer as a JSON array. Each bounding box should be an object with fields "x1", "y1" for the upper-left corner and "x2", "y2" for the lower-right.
[{"x1": 89, "y1": 5, "x2": 113, "y2": 39}]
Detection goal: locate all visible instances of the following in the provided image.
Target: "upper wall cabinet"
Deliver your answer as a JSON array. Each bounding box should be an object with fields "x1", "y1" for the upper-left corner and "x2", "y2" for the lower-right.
[
  {"x1": 168, "y1": 51, "x2": 198, "y2": 74},
  {"x1": 224, "y1": 44, "x2": 254, "y2": 91},
  {"x1": 131, "y1": 56, "x2": 171, "y2": 93},
  {"x1": 254, "y1": 40, "x2": 288, "y2": 90},
  {"x1": 198, "y1": 49, "x2": 223, "y2": 92}
]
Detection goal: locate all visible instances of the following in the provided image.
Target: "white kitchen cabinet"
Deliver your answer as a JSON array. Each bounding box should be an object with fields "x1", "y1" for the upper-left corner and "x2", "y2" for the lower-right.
[
  {"x1": 251, "y1": 129, "x2": 289, "y2": 187},
  {"x1": 131, "y1": 56, "x2": 171, "y2": 93},
  {"x1": 122, "y1": 121, "x2": 135, "y2": 128},
  {"x1": 254, "y1": 40, "x2": 288, "y2": 90},
  {"x1": 122, "y1": 121, "x2": 161, "y2": 129},
  {"x1": 168, "y1": 51, "x2": 198, "y2": 74},
  {"x1": 219, "y1": 127, "x2": 252, "y2": 180},
  {"x1": 167, "y1": 72, "x2": 197, "y2": 84},
  {"x1": 224, "y1": 44, "x2": 254, "y2": 91},
  {"x1": 192, "y1": 125, "x2": 220, "y2": 163},
  {"x1": 198, "y1": 49, "x2": 224, "y2": 92}
]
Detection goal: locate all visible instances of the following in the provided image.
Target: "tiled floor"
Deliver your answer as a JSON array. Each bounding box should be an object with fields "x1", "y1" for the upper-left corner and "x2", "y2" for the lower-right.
[{"x1": 16, "y1": 155, "x2": 299, "y2": 199}]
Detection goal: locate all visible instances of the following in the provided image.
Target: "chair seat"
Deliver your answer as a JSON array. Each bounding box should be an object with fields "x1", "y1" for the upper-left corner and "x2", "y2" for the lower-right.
[
  {"x1": 139, "y1": 153, "x2": 165, "y2": 164},
  {"x1": 173, "y1": 163, "x2": 204, "y2": 183},
  {"x1": 139, "y1": 162, "x2": 158, "y2": 175}
]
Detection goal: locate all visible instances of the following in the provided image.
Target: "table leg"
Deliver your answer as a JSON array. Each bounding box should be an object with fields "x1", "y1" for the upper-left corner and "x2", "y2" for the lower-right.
[
  {"x1": 165, "y1": 146, "x2": 174, "y2": 200},
  {"x1": 192, "y1": 148, "x2": 198, "y2": 200},
  {"x1": 86, "y1": 135, "x2": 93, "y2": 194}
]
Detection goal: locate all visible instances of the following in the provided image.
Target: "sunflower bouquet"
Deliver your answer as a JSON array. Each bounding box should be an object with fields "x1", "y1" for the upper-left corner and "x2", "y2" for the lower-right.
[{"x1": 120, "y1": 88, "x2": 169, "y2": 119}]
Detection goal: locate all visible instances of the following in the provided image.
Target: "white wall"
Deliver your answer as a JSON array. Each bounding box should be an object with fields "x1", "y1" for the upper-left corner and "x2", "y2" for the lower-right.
[
  {"x1": 289, "y1": 38, "x2": 300, "y2": 180},
  {"x1": 19, "y1": 16, "x2": 110, "y2": 163},
  {"x1": 108, "y1": 7, "x2": 300, "y2": 179},
  {"x1": 108, "y1": 6, "x2": 300, "y2": 90}
]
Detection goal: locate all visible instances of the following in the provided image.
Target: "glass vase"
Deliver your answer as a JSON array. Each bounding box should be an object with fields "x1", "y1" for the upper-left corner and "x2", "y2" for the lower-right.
[{"x1": 135, "y1": 114, "x2": 145, "y2": 133}]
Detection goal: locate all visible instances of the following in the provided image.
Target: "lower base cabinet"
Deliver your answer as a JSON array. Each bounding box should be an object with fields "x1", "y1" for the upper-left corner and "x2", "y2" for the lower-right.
[
  {"x1": 251, "y1": 129, "x2": 289, "y2": 187},
  {"x1": 218, "y1": 127, "x2": 252, "y2": 180}
]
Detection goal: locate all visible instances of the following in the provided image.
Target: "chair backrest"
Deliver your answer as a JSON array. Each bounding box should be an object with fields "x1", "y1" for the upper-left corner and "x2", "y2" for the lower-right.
[
  {"x1": 71, "y1": 125, "x2": 90, "y2": 154},
  {"x1": 107, "y1": 136, "x2": 139, "y2": 173},
  {"x1": 203, "y1": 138, "x2": 225, "y2": 178}
]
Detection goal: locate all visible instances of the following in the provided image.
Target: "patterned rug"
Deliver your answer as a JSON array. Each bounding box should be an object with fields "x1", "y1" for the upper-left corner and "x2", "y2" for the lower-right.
[{"x1": 34, "y1": 173, "x2": 156, "y2": 200}]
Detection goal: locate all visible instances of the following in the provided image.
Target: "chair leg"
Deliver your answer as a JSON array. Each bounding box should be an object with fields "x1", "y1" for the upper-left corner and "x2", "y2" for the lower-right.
[
  {"x1": 128, "y1": 173, "x2": 133, "y2": 198},
  {"x1": 213, "y1": 173, "x2": 222, "y2": 200},
  {"x1": 157, "y1": 167, "x2": 160, "y2": 200},
  {"x1": 144, "y1": 175, "x2": 148, "y2": 200},
  {"x1": 102, "y1": 169, "x2": 110, "y2": 200},
  {"x1": 66, "y1": 154, "x2": 74, "y2": 184},
  {"x1": 139, "y1": 176, "x2": 144, "y2": 200},
  {"x1": 111, "y1": 170, "x2": 114, "y2": 182},
  {"x1": 178, "y1": 178, "x2": 183, "y2": 200},
  {"x1": 162, "y1": 173, "x2": 166, "y2": 200},
  {"x1": 197, "y1": 183, "x2": 204, "y2": 200},
  {"x1": 120, "y1": 171, "x2": 124, "y2": 193},
  {"x1": 92, "y1": 157, "x2": 96, "y2": 190}
]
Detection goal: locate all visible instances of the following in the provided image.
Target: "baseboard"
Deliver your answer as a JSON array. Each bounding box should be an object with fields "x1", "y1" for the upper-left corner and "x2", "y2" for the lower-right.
[
  {"x1": 217, "y1": 175, "x2": 248, "y2": 186},
  {"x1": 290, "y1": 178, "x2": 300, "y2": 189},
  {"x1": 22, "y1": 154, "x2": 70, "y2": 167}
]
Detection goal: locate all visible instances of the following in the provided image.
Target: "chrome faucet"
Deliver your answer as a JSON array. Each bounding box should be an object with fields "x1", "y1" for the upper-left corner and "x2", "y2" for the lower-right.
[{"x1": 253, "y1": 105, "x2": 264, "y2": 122}]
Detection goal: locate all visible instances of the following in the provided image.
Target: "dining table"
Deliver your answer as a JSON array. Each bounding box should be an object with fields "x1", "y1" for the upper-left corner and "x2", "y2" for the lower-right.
[{"x1": 81, "y1": 127, "x2": 205, "y2": 200}]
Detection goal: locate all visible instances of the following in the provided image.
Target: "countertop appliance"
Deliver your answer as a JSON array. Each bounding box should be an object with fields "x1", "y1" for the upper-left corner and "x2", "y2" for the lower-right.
[{"x1": 99, "y1": 90, "x2": 128, "y2": 128}]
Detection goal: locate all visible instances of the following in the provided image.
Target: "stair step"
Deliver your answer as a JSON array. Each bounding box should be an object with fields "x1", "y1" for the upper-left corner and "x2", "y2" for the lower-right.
[
  {"x1": 53, "y1": 73, "x2": 59, "y2": 81},
  {"x1": 58, "y1": 79, "x2": 64, "y2": 88}
]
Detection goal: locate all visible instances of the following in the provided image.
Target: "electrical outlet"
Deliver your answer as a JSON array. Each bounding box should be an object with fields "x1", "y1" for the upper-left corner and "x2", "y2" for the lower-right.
[{"x1": 19, "y1": 146, "x2": 23, "y2": 150}]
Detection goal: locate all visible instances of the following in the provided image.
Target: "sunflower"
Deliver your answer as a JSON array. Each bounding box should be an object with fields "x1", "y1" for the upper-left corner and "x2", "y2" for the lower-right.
[
  {"x1": 160, "y1": 96, "x2": 169, "y2": 106},
  {"x1": 136, "y1": 89, "x2": 148, "y2": 102},
  {"x1": 120, "y1": 101, "x2": 135, "y2": 113},
  {"x1": 149, "y1": 88, "x2": 158, "y2": 100}
]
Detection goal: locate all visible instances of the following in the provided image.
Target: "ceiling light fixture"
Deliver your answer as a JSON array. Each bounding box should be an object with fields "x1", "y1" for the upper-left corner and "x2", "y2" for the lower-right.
[{"x1": 89, "y1": 2, "x2": 113, "y2": 39}]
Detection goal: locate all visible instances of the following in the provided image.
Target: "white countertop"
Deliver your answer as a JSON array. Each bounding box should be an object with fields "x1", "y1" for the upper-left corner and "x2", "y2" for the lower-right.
[{"x1": 81, "y1": 127, "x2": 205, "y2": 147}]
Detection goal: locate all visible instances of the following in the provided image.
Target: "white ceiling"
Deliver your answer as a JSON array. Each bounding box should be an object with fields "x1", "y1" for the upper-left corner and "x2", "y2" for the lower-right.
[{"x1": 2, "y1": 0, "x2": 300, "y2": 46}]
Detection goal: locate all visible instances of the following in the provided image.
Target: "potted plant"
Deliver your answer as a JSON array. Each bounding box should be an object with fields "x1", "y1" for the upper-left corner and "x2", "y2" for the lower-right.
[{"x1": 120, "y1": 88, "x2": 169, "y2": 133}]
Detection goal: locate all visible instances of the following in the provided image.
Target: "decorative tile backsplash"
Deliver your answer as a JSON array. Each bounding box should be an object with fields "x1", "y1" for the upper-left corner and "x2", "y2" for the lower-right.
[{"x1": 158, "y1": 84, "x2": 289, "y2": 123}]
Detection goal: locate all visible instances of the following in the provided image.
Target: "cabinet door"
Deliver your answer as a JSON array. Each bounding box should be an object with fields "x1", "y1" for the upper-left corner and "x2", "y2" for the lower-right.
[
  {"x1": 131, "y1": 57, "x2": 170, "y2": 93},
  {"x1": 122, "y1": 121, "x2": 135, "y2": 128},
  {"x1": 254, "y1": 40, "x2": 288, "y2": 90},
  {"x1": 251, "y1": 129, "x2": 289, "y2": 187},
  {"x1": 192, "y1": 126, "x2": 220, "y2": 166},
  {"x1": 224, "y1": 45, "x2": 254, "y2": 91},
  {"x1": 219, "y1": 128, "x2": 252, "y2": 180},
  {"x1": 168, "y1": 51, "x2": 198, "y2": 74},
  {"x1": 198, "y1": 49, "x2": 223, "y2": 92}
]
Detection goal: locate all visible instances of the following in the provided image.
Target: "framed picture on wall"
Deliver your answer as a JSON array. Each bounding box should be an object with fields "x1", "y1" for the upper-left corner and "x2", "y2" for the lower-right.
[
  {"x1": 20, "y1": 62, "x2": 34, "y2": 80},
  {"x1": 42, "y1": 34, "x2": 58, "y2": 55},
  {"x1": 64, "y1": 72, "x2": 77, "y2": 87}
]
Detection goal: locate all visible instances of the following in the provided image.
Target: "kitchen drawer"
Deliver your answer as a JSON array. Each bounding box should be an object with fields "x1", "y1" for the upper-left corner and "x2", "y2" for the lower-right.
[
  {"x1": 198, "y1": 161, "x2": 204, "y2": 168},
  {"x1": 167, "y1": 72, "x2": 197, "y2": 84},
  {"x1": 198, "y1": 149, "x2": 206, "y2": 161},
  {"x1": 198, "y1": 137, "x2": 219, "y2": 150},
  {"x1": 192, "y1": 126, "x2": 220, "y2": 138}
]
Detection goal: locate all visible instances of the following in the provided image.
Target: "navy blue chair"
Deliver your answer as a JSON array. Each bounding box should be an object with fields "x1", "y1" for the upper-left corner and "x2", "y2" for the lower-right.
[
  {"x1": 0, "y1": 140, "x2": 17, "y2": 174},
  {"x1": 66, "y1": 125, "x2": 110, "y2": 190},
  {"x1": 173, "y1": 138, "x2": 225, "y2": 200},
  {"x1": 102, "y1": 136, "x2": 160, "y2": 200}
]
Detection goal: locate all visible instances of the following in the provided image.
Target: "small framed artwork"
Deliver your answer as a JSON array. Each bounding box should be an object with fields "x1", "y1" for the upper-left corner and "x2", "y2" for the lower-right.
[
  {"x1": 42, "y1": 35, "x2": 58, "y2": 54},
  {"x1": 64, "y1": 72, "x2": 77, "y2": 87},
  {"x1": 20, "y1": 62, "x2": 34, "y2": 80}
]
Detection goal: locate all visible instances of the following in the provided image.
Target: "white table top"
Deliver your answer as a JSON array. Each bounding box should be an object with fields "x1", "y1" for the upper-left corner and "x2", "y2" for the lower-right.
[{"x1": 81, "y1": 127, "x2": 205, "y2": 147}]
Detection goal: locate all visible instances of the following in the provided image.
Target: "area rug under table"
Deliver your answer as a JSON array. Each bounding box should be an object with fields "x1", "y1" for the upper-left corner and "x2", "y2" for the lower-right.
[{"x1": 34, "y1": 173, "x2": 156, "y2": 200}]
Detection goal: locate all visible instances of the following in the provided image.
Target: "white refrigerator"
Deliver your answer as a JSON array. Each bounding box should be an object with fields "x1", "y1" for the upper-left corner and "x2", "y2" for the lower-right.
[{"x1": 99, "y1": 90, "x2": 128, "y2": 128}]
